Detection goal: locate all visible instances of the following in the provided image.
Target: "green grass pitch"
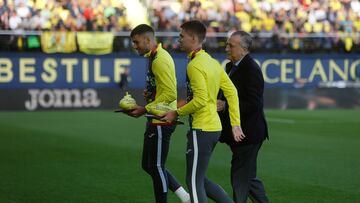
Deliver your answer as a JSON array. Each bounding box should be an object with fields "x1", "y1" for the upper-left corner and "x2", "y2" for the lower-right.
[{"x1": 0, "y1": 110, "x2": 359, "y2": 202}]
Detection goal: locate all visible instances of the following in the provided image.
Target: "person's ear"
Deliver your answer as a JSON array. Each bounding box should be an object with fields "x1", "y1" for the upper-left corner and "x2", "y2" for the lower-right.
[
  {"x1": 144, "y1": 35, "x2": 151, "y2": 44},
  {"x1": 191, "y1": 34, "x2": 197, "y2": 43}
]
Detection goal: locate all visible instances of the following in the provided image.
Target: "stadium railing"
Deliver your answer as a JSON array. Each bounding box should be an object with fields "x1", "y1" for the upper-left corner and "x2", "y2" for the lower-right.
[{"x1": 0, "y1": 30, "x2": 359, "y2": 53}]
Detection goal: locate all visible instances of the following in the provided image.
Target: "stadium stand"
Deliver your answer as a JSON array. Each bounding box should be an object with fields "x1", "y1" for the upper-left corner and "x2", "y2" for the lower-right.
[
  {"x1": 0, "y1": 0, "x2": 359, "y2": 53},
  {"x1": 146, "y1": 0, "x2": 360, "y2": 52}
]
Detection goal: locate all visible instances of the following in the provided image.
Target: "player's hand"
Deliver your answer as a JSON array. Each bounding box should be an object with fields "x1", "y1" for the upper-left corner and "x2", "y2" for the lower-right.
[
  {"x1": 232, "y1": 126, "x2": 245, "y2": 142},
  {"x1": 127, "y1": 105, "x2": 146, "y2": 118},
  {"x1": 217, "y1": 100, "x2": 225, "y2": 111},
  {"x1": 177, "y1": 99, "x2": 187, "y2": 108},
  {"x1": 160, "y1": 110, "x2": 178, "y2": 123}
]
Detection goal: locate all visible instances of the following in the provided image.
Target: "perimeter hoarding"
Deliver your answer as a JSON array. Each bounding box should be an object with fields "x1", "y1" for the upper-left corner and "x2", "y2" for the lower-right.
[{"x1": 0, "y1": 53, "x2": 359, "y2": 110}]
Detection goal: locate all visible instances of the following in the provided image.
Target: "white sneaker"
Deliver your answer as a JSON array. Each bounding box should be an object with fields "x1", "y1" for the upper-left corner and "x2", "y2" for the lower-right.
[{"x1": 175, "y1": 187, "x2": 191, "y2": 203}]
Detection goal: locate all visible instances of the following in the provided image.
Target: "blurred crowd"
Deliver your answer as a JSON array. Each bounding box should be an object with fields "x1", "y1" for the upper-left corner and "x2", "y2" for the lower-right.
[
  {"x1": 0, "y1": 0, "x2": 131, "y2": 32},
  {"x1": 0, "y1": 0, "x2": 360, "y2": 53},
  {"x1": 149, "y1": 0, "x2": 360, "y2": 33},
  {"x1": 148, "y1": 0, "x2": 360, "y2": 52}
]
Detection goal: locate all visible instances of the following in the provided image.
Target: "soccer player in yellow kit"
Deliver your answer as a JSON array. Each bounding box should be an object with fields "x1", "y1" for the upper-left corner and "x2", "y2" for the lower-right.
[
  {"x1": 127, "y1": 24, "x2": 190, "y2": 203},
  {"x1": 162, "y1": 20, "x2": 245, "y2": 203}
]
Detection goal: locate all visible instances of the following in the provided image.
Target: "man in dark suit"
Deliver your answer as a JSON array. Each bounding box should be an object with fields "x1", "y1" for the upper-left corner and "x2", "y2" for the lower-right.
[{"x1": 217, "y1": 31, "x2": 270, "y2": 203}]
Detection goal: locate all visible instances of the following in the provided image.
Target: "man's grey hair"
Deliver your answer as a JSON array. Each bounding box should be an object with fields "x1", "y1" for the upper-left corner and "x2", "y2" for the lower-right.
[{"x1": 231, "y1": 31, "x2": 252, "y2": 51}]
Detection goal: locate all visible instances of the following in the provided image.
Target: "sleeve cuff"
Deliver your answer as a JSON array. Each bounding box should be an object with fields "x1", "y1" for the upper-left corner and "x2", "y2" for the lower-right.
[
  {"x1": 176, "y1": 109, "x2": 183, "y2": 116},
  {"x1": 144, "y1": 104, "x2": 150, "y2": 112}
]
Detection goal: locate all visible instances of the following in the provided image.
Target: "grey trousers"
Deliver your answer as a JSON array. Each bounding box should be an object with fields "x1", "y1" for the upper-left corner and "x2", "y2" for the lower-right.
[
  {"x1": 230, "y1": 142, "x2": 269, "y2": 203},
  {"x1": 186, "y1": 129, "x2": 233, "y2": 203}
]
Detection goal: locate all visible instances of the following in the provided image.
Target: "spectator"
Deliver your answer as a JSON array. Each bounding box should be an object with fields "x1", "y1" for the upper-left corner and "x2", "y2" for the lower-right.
[{"x1": 0, "y1": 0, "x2": 359, "y2": 53}]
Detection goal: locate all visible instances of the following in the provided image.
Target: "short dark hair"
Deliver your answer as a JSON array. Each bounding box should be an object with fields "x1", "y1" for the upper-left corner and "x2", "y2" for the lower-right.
[
  {"x1": 180, "y1": 20, "x2": 207, "y2": 42},
  {"x1": 231, "y1": 31, "x2": 252, "y2": 51},
  {"x1": 130, "y1": 24, "x2": 154, "y2": 37}
]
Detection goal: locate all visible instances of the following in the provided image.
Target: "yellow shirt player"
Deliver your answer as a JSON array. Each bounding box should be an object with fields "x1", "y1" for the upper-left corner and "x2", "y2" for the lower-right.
[
  {"x1": 142, "y1": 43, "x2": 177, "y2": 124},
  {"x1": 127, "y1": 24, "x2": 190, "y2": 203},
  {"x1": 163, "y1": 20, "x2": 245, "y2": 203}
]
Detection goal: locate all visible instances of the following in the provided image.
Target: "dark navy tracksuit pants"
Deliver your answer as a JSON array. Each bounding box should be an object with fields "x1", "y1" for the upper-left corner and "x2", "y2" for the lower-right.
[{"x1": 142, "y1": 123, "x2": 181, "y2": 203}]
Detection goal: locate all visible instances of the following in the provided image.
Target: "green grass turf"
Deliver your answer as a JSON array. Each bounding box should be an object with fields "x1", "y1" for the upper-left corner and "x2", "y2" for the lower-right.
[{"x1": 0, "y1": 110, "x2": 359, "y2": 203}]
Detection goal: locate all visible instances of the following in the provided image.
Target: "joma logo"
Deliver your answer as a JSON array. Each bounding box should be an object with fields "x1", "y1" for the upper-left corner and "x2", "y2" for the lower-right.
[{"x1": 25, "y1": 89, "x2": 101, "y2": 111}]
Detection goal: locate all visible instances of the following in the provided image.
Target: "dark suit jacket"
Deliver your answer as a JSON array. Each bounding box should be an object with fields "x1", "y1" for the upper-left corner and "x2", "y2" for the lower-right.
[{"x1": 218, "y1": 54, "x2": 268, "y2": 146}]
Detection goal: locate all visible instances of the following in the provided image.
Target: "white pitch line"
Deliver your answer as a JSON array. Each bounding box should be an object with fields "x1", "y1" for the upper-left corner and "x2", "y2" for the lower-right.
[{"x1": 267, "y1": 118, "x2": 296, "y2": 124}]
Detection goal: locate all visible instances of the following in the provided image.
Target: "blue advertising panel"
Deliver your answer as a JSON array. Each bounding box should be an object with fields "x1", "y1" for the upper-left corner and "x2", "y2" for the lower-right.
[{"x1": 0, "y1": 52, "x2": 359, "y2": 89}]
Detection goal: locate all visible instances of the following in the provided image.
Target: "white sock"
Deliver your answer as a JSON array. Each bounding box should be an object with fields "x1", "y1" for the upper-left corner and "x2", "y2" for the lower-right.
[{"x1": 175, "y1": 186, "x2": 191, "y2": 203}]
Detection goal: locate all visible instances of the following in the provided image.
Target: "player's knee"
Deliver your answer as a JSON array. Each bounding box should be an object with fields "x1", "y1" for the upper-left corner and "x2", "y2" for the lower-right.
[
  {"x1": 142, "y1": 163, "x2": 151, "y2": 174},
  {"x1": 142, "y1": 165, "x2": 158, "y2": 175}
]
